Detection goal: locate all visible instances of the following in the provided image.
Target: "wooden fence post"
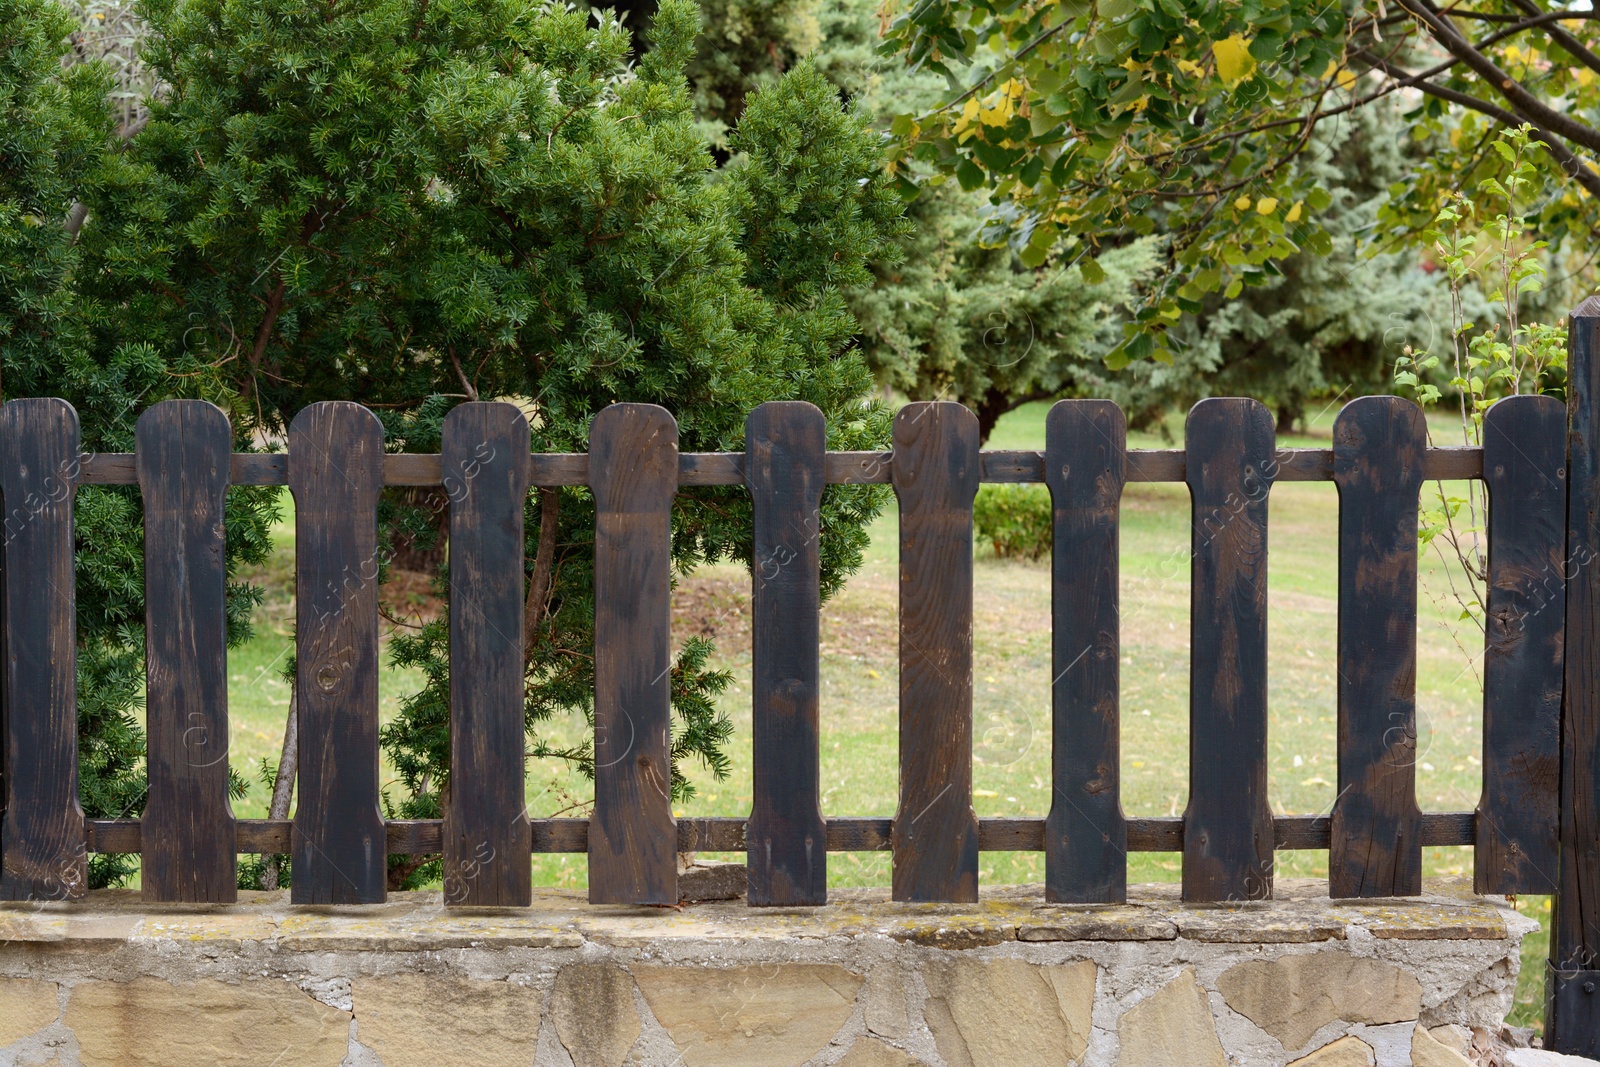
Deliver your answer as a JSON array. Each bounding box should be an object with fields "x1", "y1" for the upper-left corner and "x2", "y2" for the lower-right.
[
  {"x1": 588, "y1": 403, "x2": 678, "y2": 905},
  {"x1": 1043, "y1": 399, "x2": 1128, "y2": 903},
  {"x1": 138, "y1": 400, "x2": 236, "y2": 902},
  {"x1": 442, "y1": 401, "x2": 532, "y2": 906},
  {"x1": 1477, "y1": 394, "x2": 1564, "y2": 895},
  {"x1": 891, "y1": 401, "x2": 980, "y2": 902},
  {"x1": 1330, "y1": 396, "x2": 1427, "y2": 898},
  {"x1": 1551, "y1": 294, "x2": 1600, "y2": 1054},
  {"x1": 0, "y1": 399, "x2": 86, "y2": 900},
  {"x1": 1183, "y1": 398, "x2": 1276, "y2": 902},
  {"x1": 745, "y1": 401, "x2": 828, "y2": 906},
  {"x1": 289, "y1": 402, "x2": 387, "y2": 904}
]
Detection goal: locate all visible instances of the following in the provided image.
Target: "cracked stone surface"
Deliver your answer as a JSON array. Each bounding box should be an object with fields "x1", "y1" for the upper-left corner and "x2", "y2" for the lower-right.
[{"x1": 1217, "y1": 953, "x2": 1422, "y2": 1050}]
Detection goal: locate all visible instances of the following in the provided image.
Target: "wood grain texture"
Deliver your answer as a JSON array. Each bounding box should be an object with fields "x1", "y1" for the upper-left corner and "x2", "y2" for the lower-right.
[
  {"x1": 1552, "y1": 295, "x2": 1600, "y2": 1055},
  {"x1": 137, "y1": 400, "x2": 236, "y2": 902},
  {"x1": 1042, "y1": 400, "x2": 1128, "y2": 903},
  {"x1": 1477, "y1": 394, "x2": 1565, "y2": 895},
  {"x1": 1330, "y1": 396, "x2": 1426, "y2": 899},
  {"x1": 744, "y1": 402, "x2": 828, "y2": 906},
  {"x1": 1183, "y1": 398, "x2": 1276, "y2": 903},
  {"x1": 442, "y1": 402, "x2": 532, "y2": 906},
  {"x1": 288, "y1": 402, "x2": 387, "y2": 904},
  {"x1": 0, "y1": 399, "x2": 86, "y2": 900},
  {"x1": 588, "y1": 404, "x2": 678, "y2": 905},
  {"x1": 891, "y1": 402, "x2": 980, "y2": 902}
]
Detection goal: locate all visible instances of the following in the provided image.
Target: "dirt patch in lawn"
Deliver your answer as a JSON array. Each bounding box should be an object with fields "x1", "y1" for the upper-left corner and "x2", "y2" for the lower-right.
[{"x1": 671, "y1": 565, "x2": 902, "y2": 668}]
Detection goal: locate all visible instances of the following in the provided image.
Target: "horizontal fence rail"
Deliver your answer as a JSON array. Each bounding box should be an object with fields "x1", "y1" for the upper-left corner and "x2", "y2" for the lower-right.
[
  {"x1": 82, "y1": 811, "x2": 1483, "y2": 854},
  {"x1": 73, "y1": 446, "x2": 1486, "y2": 487},
  {"x1": 0, "y1": 391, "x2": 1570, "y2": 941}
]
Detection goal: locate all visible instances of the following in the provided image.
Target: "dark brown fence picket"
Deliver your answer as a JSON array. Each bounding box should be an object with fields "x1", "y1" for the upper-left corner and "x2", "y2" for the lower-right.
[
  {"x1": 1330, "y1": 395, "x2": 1427, "y2": 898},
  {"x1": 588, "y1": 404, "x2": 678, "y2": 905},
  {"x1": 745, "y1": 402, "x2": 828, "y2": 906},
  {"x1": 137, "y1": 400, "x2": 235, "y2": 902},
  {"x1": 442, "y1": 402, "x2": 532, "y2": 906},
  {"x1": 1553, "y1": 295, "x2": 1600, "y2": 1054},
  {"x1": 891, "y1": 401, "x2": 980, "y2": 902},
  {"x1": 0, "y1": 399, "x2": 85, "y2": 901},
  {"x1": 288, "y1": 402, "x2": 387, "y2": 904},
  {"x1": 1043, "y1": 399, "x2": 1128, "y2": 903},
  {"x1": 1477, "y1": 393, "x2": 1565, "y2": 895},
  {"x1": 1183, "y1": 398, "x2": 1276, "y2": 902}
]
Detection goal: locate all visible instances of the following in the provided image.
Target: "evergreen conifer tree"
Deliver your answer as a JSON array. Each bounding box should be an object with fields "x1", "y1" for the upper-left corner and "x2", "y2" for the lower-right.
[{"x1": 7, "y1": 0, "x2": 906, "y2": 887}]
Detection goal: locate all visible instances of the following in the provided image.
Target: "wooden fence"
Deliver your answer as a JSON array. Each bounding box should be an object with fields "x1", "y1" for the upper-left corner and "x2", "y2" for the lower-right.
[{"x1": 5, "y1": 299, "x2": 1600, "y2": 1050}]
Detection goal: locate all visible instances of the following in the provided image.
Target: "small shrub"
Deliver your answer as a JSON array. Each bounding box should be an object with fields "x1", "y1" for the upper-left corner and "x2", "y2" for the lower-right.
[{"x1": 973, "y1": 484, "x2": 1052, "y2": 560}]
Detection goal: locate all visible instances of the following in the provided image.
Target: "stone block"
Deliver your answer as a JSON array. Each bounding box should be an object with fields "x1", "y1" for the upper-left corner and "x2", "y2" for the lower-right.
[
  {"x1": 887, "y1": 920, "x2": 1011, "y2": 949},
  {"x1": 1428, "y1": 1025, "x2": 1473, "y2": 1055},
  {"x1": 1287, "y1": 1035, "x2": 1374, "y2": 1065},
  {"x1": 923, "y1": 958, "x2": 1095, "y2": 1067},
  {"x1": 0, "y1": 977, "x2": 58, "y2": 1047},
  {"x1": 1338, "y1": 902, "x2": 1507, "y2": 940},
  {"x1": 1017, "y1": 906, "x2": 1177, "y2": 941},
  {"x1": 836, "y1": 1037, "x2": 929, "y2": 1066},
  {"x1": 1505, "y1": 1051, "x2": 1600, "y2": 1066},
  {"x1": 352, "y1": 973, "x2": 541, "y2": 1067},
  {"x1": 1117, "y1": 968, "x2": 1227, "y2": 1067},
  {"x1": 1412, "y1": 1023, "x2": 1473, "y2": 1067},
  {"x1": 551, "y1": 962, "x2": 641, "y2": 1067},
  {"x1": 1216, "y1": 952, "x2": 1422, "y2": 1050},
  {"x1": 1176, "y1": 904, "x2": 1345, "y2": 943},
  {"x1": 65, "y1": 977, "x2": 349, "y2": 1067},
  {"x1": 678, "y1": 862, "x2": 746, "y2": 903},
  {"x1": 864, "y1": 964, "x2": 909, "y2": 1040},
  {"x1": 632, "y1": 964, "x2": 862, "y2": 1067}
]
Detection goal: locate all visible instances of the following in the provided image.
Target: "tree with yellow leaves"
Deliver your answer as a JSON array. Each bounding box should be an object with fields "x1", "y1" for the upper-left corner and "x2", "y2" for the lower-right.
[{"x1": 882, "y1": 0, "x2": 1600, "y2": 363}]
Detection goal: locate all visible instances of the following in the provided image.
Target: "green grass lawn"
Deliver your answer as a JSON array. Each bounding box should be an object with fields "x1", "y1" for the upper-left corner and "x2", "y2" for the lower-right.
[{"x1": 200, "y1": 397, "x2": 1549, "y2": 1030}]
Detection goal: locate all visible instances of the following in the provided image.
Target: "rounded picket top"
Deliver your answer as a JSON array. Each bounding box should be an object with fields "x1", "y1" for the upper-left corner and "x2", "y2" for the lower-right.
[{"x1": 1044, "y1": 399, "x2": 1126, "y2": 509}]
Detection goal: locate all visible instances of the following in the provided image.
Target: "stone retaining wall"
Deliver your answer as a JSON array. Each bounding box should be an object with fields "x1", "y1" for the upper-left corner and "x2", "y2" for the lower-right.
[{"x1": 0, "y1": 878, "x2": 1538, "y2": 1067}]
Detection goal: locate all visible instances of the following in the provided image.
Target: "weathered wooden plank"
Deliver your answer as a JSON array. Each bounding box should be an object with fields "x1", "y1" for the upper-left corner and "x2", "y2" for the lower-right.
[
  {"x1": 1476, "y1": 394, "x2": 1565, "y2": 895},
  {"x1": 288, "y1": 402, "x2": 387, "y2": 904},
  {"x1": 1183, "y1": 398, "x2": 1276, "y2": 902},
  {"x1": 1426, "y1": 447, "x2": 1486, "y2": 481},
  {"x1": 1552, "y1": 296, "x2": 1600, "y2": 1055},
  {"x1": 385, "y1": 454, "x2": 444, "y2": 485},
  {"x1": 826, "y1": 452, "x2": 894, "y2": 484},
  {"x1": 891, "y1": 401, "x2": 980, "y2": 902},
  {"x1": 828, "y1": 819, "x2": 894, "y2": 851},
  {"x1": 74, "y1": 453, "x2": 137, "y2": 484},
  {"x1": 137, "y1": 400, "x2": 236, "y2": 903},
  {"x1": 233, "y1": 454, "x2": 288, "y2": 485},
  {"x1": 0, "y1": 399, "x2": 86, "y2": 901},
  {"x1": 1043, "y1": 399, "x2": 1128, "y2": 904},
  {"x1": 1330, "y1": 395, "x2": 1426, "y2": 899},
  {"x1": 239, "y1": 821, "x2": 291, "y2": 853},
  {"x1": 441, "y1": 402, "x2": 532, "y2": 906},
  {"x1": 980, "y1": 451, "x2": 1046, "y2": 481},
  {"x1": 589, "y1": 404, "x2": 678, "y2": 905},
  {"x1": 1125, "y1": 446, "x2": 1480, "y2": 483},
  {"x1": 534, "y1": 820, "x2": 589, "y2": 853},
  {"x1": 84, "y1": 809, "x2": 1486, "y2": 856},
  {"x1": 527, "y1": 454, "x2": 590, "y2": 486},
  {"x1": 744, "y1": 402, "x2": 828, "y2": 906},
  {"x1": 71, "y1": 445, "x2": 1488, "y2": 487},
  {"x1": 679, "y1": 453, "x2": 743, "y2": 484}
]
